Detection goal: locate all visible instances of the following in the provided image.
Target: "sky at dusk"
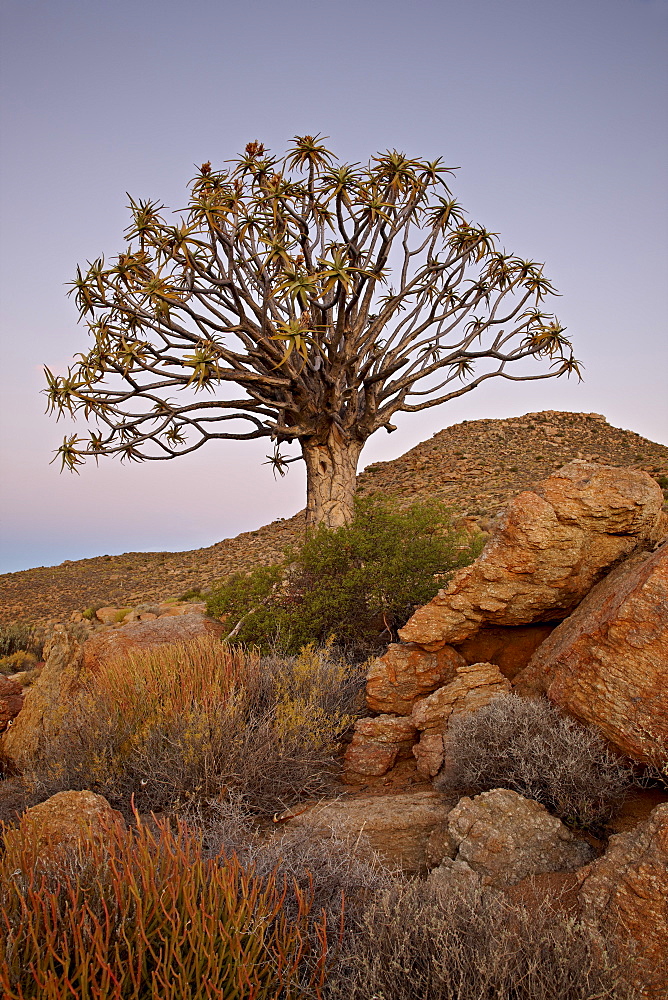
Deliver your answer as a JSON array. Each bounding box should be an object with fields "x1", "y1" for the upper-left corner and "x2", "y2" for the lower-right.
[{"x1": 1, "y1": 0, "x2": 667, "y2": 574}]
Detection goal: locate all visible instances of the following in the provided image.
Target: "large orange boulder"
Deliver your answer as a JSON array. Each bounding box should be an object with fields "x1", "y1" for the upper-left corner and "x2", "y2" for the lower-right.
[
  {"x1": 1, "y1": 627, "x2": 88, "y2": 770},
  {"x1": 1, "y1": 615, "x2": 225, "y2": 772},
  {"x1": 365, "y1": 642, "x2": 466, "y2": 715},
  {"x1": 515, "y1": 543, "x2": 668, "y2": 765},
  {"x1": 399, "y1": 462, "x2": 664, "y2": 649},
  {"x1": 576, "y1": 803, "x2": 668, "y2": 998},
  {"x1": 82, "y1": 613, "x2": 225, "y2": 671}
]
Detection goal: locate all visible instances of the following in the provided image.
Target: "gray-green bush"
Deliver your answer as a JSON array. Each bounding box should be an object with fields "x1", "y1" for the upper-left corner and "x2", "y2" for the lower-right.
[
  {"x1": 326, "y1": 878, "x2": 638, "y2": 1000},
  {"x1": 434, "y1": 693, "x2": 633, "y2": 828}
]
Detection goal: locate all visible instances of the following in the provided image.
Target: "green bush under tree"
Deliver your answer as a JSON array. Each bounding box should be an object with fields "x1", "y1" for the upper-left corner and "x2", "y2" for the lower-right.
[{"x1": 206, "y1": 496, "x2": 484, "y2": 657}]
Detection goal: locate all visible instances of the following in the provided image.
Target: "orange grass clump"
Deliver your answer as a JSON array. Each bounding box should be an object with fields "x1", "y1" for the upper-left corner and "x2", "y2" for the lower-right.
[
  {"x1": 0, "y1": 809, "x2": 332, "y2": 999},
  {"x1": 26, "y1": 637, "x2": 359, "y2": 816}
]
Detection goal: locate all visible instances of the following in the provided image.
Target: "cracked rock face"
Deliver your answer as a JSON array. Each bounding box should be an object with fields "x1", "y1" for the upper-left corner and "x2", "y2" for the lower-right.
[
  {"x1": 410, "y1": 662, "x2": 511, "y2": 777},
  {"x1": 399, "y1": 462, "x2": 664, "y2": 648},
  {"x1": 577, "y1": 803, "x2": 668, "y2": 998},
  {"x1": 280, "y1": 790, "x2": 456, "y2": 873},
  {"x1": 515, "y1": 543, "x2": 668, "y2": 765},
  {"x1": 365, "y1": 642, "x2": 466, "y2": 715},
  {"x1": 343, "y1": 714, "x2": 417, "y2": 779},
  {"x1": 441, "y1": 788, "x2": 595, "y2": 887},
  {"x1": 0, "y1": 675, "x2": 24, "y2": 730}
]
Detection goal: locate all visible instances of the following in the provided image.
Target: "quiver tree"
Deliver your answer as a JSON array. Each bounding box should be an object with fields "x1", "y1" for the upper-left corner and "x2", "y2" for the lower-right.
[{"x1": 45, "y1": 136, "x2": 580, "y2": 528}]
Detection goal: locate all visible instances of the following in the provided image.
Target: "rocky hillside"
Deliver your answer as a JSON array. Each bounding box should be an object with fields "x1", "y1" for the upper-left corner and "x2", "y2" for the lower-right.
[{"x1": 2, "y1": 410, "x2": 666, "y2": 626}]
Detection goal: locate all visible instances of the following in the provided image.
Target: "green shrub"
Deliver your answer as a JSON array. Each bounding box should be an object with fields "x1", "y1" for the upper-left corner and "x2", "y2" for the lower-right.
[
  {"x1": 0, "y1": 650, "x2": 38, "y2": 676},
  {"x1": 434, "y1": 693, "x2": 633, "y2": 829},
  {"x1": 0, "y1": 624, "x2": 44, "y2": 660},
  {"x1": 0, "y1": 811, "x2": 329, "y2": 1000},
  {"x1": 207, "y1": 496, "x2": 484, "y2": 656},
  {"x1": 25, "y1": 637, "x2": 363, "y2": 817}
]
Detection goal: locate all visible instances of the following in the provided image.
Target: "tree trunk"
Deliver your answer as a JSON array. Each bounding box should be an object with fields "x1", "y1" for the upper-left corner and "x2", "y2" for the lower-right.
[{"x1": 301, "y1": 426, "x2": 363, "y2": 530}]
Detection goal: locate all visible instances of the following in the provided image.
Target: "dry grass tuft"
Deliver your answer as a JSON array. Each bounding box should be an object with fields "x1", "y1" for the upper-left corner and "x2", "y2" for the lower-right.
[{"x1": 326, "y1": 877, "x2": 639, "y2": 999}]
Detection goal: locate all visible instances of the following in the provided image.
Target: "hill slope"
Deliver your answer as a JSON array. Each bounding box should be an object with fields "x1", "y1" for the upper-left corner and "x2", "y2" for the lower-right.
[{"x1": 2, "y1": 410, "x2": 666, "y2": 626}]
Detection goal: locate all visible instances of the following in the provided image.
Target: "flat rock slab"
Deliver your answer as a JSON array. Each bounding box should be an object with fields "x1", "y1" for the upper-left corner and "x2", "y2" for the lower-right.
[{"x1": 280, "y1": 790, "x2": 455, "y2": 873}]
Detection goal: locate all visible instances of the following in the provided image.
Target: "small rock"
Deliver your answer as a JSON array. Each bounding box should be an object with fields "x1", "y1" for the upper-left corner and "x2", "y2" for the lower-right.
[
  {"x1": 366, "y1": 642, "x2": 466, "y2": 715},
  {"x1": 95, "y1": 606, "x2": 124, "y2": 624},
  {"x1": 15, "y1": 790, "x2": 124, "y2": 867},
  {"x1": 411, "y1": 662, "x2": 511, "y2": 732},
  {"x1": 445, "y1": 788, "x2": 595, "y2": 887},
  {"x1": 343, "y1": 715, "x2": 417, "y2": 780}
]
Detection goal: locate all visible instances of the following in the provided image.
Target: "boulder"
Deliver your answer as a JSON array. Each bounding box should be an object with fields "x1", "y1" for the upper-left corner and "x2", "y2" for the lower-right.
[
  {"x1": 1, "y1": 615, "x2": 224, "y2": 771},
  {"x1": 441, "y1": 788, "x2": 594, "y2": 887},
  {"x1": 577, "y1": 803, "x2": 668, "y2": 998},
  {"x1": 0, "y1": 675, "x2": 24, "y2": 730},
  {"x1": 411, "y1": 662, "x2": 511, "y2": 732},
  {"x1": 342, "y1": 715, "x2": 417, "y2": 782},
  {"x1": 365, "y1": 642, "x2": 466, "y2": 715},
  {"x1": 12, "y1": 790, "x2": 124, "y2": 868},
  {"x1": 1, "y1": 627, "x2": 88, "y2": 771},
  {"x1": 157, "y1": 602, "x2": 207, "y2": 616},
  {"x1": 515, "y1": 543, "x2": 668, "y2": 764},
  {"x1": 410, "y1": 662, "x2": 511, "y2": 777},
  {"x1": 95, "y1": 606, "x2": 128, "y2": 624},
  {"x1": 413, "y1": 731, "x2": 450, "y2": 780},
  {"x1": 280, "y1": 790, "x2": 456, "y2": 873},
  {"x1": 82, "y1": 613, "x2": 225, "y2": 672},
  {"x1": 399, "y1": 462, "x2": 664, "y2": 648}
]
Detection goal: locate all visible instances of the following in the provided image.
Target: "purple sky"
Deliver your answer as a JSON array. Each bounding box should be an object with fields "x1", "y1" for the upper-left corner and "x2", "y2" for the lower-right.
[{"x1": 1, "y1": 0, "x2": 667, "y2": 574}]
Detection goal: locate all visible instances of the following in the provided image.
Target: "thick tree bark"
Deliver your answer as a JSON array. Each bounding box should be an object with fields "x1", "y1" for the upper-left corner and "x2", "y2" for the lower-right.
[{"x1": 301, "y1": 426, "x2": 363, "y2": 530}]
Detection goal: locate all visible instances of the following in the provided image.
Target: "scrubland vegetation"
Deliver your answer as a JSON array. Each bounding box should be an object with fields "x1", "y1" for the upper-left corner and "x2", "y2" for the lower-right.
[
  {"x1": 0, "y1": 804, "x2": 637, "y2": 999},
  {"x1": 23, "y1": 638, "x2": 364, "y2": 817},
  {"x1": 0, "y1": 499, "x2": 649, "y2": 998}
]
